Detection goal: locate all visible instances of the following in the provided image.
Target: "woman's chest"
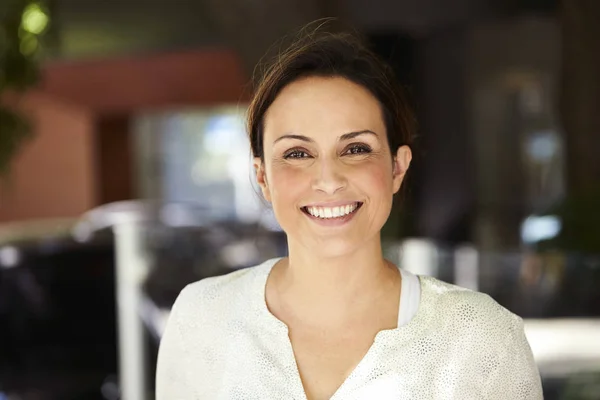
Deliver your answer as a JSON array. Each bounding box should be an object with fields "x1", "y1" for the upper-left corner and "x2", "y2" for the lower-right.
[
  {"x1": 289, "y1": 329, "x2": 379, "y2": 400},
  {"x1": 193, "y1": 328, "x2": 494, "y2": 400}
]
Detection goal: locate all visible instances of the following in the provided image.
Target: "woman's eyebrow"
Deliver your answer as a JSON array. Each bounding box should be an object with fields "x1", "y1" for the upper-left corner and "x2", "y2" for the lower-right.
[
  {"x1": 273, "y1": 134, "x2": 314, "y2": 145},
  {"x1": 339, "y1": 130, "x2": 378, "y2": 141},
  {"x1": 273, "y1": 130, "x2": 377, "y2": 145}
]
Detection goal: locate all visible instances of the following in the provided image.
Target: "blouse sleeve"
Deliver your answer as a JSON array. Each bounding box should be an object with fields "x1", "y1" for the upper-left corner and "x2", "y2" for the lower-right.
[
  {"x1": 155, "y1": 287, "x2": 196, "y2": 399},
  {"x1": 485, "y1": 317, "x2": 543, "y2": 399}
]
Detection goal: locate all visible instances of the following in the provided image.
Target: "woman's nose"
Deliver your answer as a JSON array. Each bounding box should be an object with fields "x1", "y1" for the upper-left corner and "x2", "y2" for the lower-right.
[{"x1": 311, "y1": 158, "x2": 347, "y2": 195}]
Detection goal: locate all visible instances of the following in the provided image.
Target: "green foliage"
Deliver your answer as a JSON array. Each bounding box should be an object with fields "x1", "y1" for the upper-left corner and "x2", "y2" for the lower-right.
[
  {"x1": 0, "y1": 0, "x2": 50, "y2": 178},
  {"x1": 0, "y1": 107, "x2": 32, "y2": 177}
]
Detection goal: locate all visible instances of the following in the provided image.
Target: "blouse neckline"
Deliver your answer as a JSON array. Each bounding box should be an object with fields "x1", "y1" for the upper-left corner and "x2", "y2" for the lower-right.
[
  {"x1": 251, "y1": 258, "x2": 435, "y2": 399},
  {"x1": 253, "y1": 257, "x2": 433, "y2": 343}
]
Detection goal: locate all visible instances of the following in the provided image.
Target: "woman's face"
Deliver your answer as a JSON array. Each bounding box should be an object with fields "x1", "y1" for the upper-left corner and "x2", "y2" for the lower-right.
[{"x1": 255, "y1": 76, "x2": 411, "y2": 257}]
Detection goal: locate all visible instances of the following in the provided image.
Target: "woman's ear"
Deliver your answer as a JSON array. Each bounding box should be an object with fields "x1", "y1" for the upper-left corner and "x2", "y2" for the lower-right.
[
  {"x1": 253, "y1": 158, "x2": 271, "y2": 202},
  {"x1": 392, "y1": 145, "x2": 412, "y2": 194}
]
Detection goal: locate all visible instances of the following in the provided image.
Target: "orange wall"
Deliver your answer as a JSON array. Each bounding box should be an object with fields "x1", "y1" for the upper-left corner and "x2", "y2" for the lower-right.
[
  {"x1": 40, "y1": 49, "x2": 250, "y2": 113},
  {"x1": 0, "y1": 94, "x2": 96, "y2": 223}
]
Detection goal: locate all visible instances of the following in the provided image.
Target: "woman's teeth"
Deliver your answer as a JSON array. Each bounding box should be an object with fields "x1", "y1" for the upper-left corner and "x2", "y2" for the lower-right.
[{"x1": 305, "y1": 203, "x2": 360, "y2": 219}]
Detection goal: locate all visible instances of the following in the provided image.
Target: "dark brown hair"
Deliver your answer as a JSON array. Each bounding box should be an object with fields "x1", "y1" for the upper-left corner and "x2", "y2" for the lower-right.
[{"x1": 247, "y1": 21, "x2": 416, "y2": 160}]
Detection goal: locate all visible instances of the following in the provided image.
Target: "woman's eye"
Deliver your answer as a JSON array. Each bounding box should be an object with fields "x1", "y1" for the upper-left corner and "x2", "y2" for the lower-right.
[
  {"x1": 284, "y1": 149, "x2": 311, "y2": 159},
  {"x1": 346, "y1": 144, "x2": 372, "y2": 155}
]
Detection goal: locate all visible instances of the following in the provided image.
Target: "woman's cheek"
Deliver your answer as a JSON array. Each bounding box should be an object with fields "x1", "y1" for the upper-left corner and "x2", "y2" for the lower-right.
[
  {"x1": 356, "y1": 162, "x2": 393, "y2": 192},
  {"x1": 269, "y1": 166, "x2": 307, "y2": 201}
]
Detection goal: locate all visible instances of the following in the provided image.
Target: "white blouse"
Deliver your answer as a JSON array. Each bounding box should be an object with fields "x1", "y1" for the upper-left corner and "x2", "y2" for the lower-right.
[{"x1": 156, "y1": 258, "x2": 543, "y2": 399}]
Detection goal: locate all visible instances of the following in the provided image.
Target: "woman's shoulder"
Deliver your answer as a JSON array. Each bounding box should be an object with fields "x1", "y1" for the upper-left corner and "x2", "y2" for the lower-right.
[
  {"x1": 172, "y1": 259, "x2": 275, "y2": 313},
  {"x1": 418, "y1": 275, "x2": 523, "y2": 331},
  {"x1": 415, "y1": 276, "x2": 542, "y2": 397}
]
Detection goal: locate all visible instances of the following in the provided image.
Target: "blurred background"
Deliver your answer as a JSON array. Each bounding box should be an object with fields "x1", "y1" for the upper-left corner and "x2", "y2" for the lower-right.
[{"x1": 1, "y1": 0, "x2": 599, "y2": 399}]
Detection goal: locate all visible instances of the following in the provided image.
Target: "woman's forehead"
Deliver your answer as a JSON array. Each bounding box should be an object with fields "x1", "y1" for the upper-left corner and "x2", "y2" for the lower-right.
[{"x1": 263, "y1": 76, "x2": 385, "y2": 139}]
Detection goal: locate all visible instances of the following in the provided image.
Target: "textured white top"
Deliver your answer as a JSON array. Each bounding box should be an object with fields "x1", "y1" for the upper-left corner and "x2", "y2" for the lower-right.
[{"x1": 156, "y1": 258, "x2": 543, "y2": 399}]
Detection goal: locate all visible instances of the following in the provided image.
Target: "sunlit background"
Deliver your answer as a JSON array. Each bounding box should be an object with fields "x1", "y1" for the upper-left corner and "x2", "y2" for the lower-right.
[{"x1": 1, "y1": 0, "x2": 599, "y2": 399}]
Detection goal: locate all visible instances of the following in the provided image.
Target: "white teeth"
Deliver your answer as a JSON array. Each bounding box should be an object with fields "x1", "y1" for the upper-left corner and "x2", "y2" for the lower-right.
[{"x1": 306, "y1": 203, "x2": 360, "y2": 219}]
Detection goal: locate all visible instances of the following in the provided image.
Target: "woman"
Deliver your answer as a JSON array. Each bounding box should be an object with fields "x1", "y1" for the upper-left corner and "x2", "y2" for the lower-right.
[{"x1": 156, "y1": 25, "x2": 543, "y2": 399}]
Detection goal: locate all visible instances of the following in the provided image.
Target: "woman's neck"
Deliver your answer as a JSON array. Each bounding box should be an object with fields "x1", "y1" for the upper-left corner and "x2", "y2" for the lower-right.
[{"x1": 268, "y1": 237, "x2": 400, "y2": 329}]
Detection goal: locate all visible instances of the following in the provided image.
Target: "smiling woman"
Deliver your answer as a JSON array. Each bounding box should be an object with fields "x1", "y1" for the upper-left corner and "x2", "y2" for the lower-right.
[
  {"x1": 255, "y1": 75, "x2": 412, "y2": 259},
  {"x1": 156, "y1": 22, "x2": 543, "y2": 400}
]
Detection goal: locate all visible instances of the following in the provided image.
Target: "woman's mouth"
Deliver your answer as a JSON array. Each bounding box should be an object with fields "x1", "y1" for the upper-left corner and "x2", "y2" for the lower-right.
[{"x1": 301, "y1": 202, "x2": 363, "y2": 220}]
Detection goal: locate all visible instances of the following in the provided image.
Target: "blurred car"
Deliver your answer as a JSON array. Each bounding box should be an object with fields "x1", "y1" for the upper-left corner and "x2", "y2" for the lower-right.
[
  {"x1": 0, "y1": 219, "x2": 117, "y2": 400},
  {"x1": 0, "y1": 213, "x2": 287, "y2": 400}
]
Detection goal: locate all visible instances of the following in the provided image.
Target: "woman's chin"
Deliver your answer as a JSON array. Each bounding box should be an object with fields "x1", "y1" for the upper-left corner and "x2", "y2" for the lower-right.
[{"x1": 304, "y1": 237, "x2": 365, "y2": 259}]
